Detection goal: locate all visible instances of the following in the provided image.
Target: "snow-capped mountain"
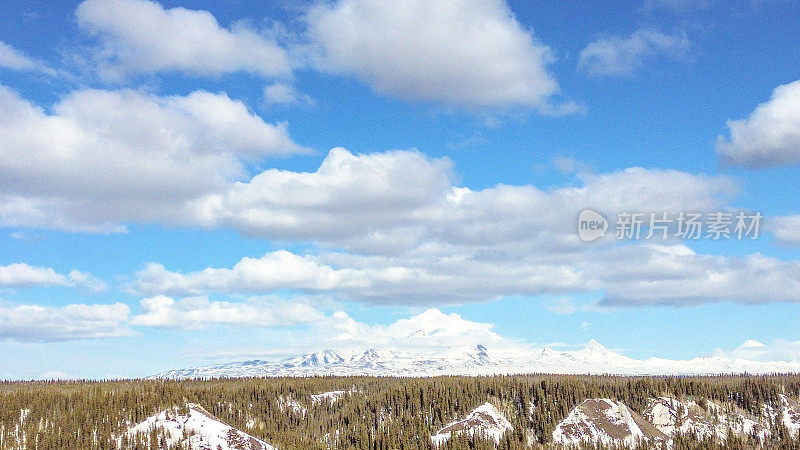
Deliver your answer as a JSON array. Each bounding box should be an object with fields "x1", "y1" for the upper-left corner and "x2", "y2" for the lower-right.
[
  {"x1": 430, "y1": 402, "x2": 513, "y2": 446},
  {"x1": 152, "y1": 342, "x2": 800, "y2": 379},
  {"x1": 122, "y1": 402, "x2": 276, "y2": 450},
  {"x1": 282, "y1": 350, "x2": 344, "y2": 367}
]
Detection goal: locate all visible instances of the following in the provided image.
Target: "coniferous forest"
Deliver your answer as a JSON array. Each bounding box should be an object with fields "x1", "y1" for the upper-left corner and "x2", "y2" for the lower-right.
[{"x1": 2, "y1": 374, "x2": 800, "y2": 449}]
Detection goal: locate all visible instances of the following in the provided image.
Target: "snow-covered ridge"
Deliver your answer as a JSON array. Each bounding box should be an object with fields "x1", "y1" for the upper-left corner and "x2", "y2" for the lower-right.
[
  {"x1": 430, "y1": 402, "x2": 513, "y2": 446},
  {"x1": 123, "y1": 402, "x2": 276, "y2": 450},
  {"x1": 553, "y1": 398, "x2": 669, "y2": 448},
  {"x1": 152, "y1": 341, "x2": 800, "y2": 379},
  {"x1": 780, "y1": 394, "x2": 800, "y2": 435},
  {"x1": 643, "y1": 396, "x2": 770, "y2": 442},
  {"x1": 554, "y1": 395, "x2": 800, "y2": 448}
]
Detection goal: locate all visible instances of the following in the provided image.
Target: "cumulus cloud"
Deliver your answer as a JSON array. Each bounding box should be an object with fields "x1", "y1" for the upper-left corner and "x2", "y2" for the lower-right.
[
  {"x1": 579, "y1": 29, "x2": 689, "y2": 76},
  {"x1": 76, "y1": 0, "x2": 291, "y2": 80},
  {"x1": 191, "y1": 147, "x2": 455, "y2": 245},
  {"x1": 770, "y1": 215, "x2": 800, "y2": 245},
  {"x1": 323, "y1": 308, "x2": 513, "y2": 353},
  {"x1": 189, "y1": 147, "x2": 733, "y2": 253},
  {"x1": 134, "y1": 250, "x2": 369, "y2": 297},
  {"x1": 305, "y1": 0, "x2": 568, "y2": 111},
  {"x1": 0, "y1": 85, "x2": 305, "y2": 231},
  {"x1": 0, "y1": 303, "x2": 130, "y2": 342},
  {"x1": 263, "y1": 82, "x2": 314, "y2": 106},
  {"x1": 66, "y1": 270, "x2": 109, "y2": 293},
  {"x1": 717, "y1": 80, "x2": 800, "y2": 168},
  {"x1": 0, "y1": 263, "x2": 106, "y2": 293},
  {"x1": 0, "y1": 263, "x2": 67, "y2": 287},
  {"x1": 130, "y1": 295, "x2": 323, "y2": 330}
]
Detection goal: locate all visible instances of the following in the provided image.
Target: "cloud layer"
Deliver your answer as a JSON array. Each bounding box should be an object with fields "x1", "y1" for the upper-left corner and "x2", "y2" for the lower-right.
[{"x1": 96, "y1": 146, "x2": 799, "y2": 308}]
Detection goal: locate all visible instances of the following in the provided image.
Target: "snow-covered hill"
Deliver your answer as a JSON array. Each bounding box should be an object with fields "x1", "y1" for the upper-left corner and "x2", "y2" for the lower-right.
[
  {"x1": 152, "y1": 341, "x2": 800, "y2": 379},
  {"x1": 552, "y1": 398, "x2": 669, "y2": 448},
  {"x1": 430, "y1": 402, "x2": 513, "y2": 446},
  {"x1": 642, "y1": 396, "x2": 770, "y2": 441},
  {"x1": 122, "y1": 402, "x2": 277, "y2": 450},
  {"x1": 553, "y1": 395, "x2": 800, "y2": 448}
]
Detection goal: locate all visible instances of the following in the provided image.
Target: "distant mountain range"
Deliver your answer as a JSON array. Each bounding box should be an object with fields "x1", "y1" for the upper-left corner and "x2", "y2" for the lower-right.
[{"x1": 152, "y1": 341, "x2": 800, "y2": 379}]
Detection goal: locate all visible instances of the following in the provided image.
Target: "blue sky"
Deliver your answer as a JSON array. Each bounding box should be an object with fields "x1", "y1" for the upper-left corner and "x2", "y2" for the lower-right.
[{"x1": 1, "y1": 0, "x2": 800, "y2": 379}]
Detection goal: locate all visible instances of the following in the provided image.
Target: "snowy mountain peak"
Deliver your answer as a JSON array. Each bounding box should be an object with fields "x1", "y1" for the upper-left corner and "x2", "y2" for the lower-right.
[
  {"x1": 583, "y1": 339, "x2": 608, "y2": 352},
  {"x1": 285, "y1": 350, "x2": 343, "y2": 367},
  {"x1": 740, "y1": 339, "x2": 766, "y2": 348},
  {"x1": 350, "y1": 348, "x2": 395, "y2": 363},
  {"x1": 436, "y1": 344, "x2": 495, "y2": 365}
]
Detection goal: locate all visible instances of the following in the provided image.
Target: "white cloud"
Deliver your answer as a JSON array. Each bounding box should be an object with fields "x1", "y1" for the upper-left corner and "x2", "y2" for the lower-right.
[
  {"x1": 770, "y1": 215, "x2": 800, "y2": 245},
  {"x1": 305, "y1": 308, "x2": 520, "y2": 356},
  {"x1": 0, "y1": 84, "x2": 306, "y2": 231},
  {"x1": 191, "y1": 147, "x2": 455, "y2": 245},
  {"x1": 579, "y1": 29, "x2": 689, "y2": 76},
  {"x1": 190, "y1": 147, "x2": 733, "y2": 253},
  {"x1": 717, "y1": 79, "x2": 800, "y2": 168},
  {"x1": 715, "y1": 339, "x2": 800, "y2": 362},
  {"x1": 133, "y1": 250, "x2": 370, "y2": 297},
  {"x1": 305, "y1": 0, "x2": 567, "y2": 111},
  {"x1": 131, "y1": 242, "x2": 800, "y2": 307},
  {"x1": 0, "y1": 303, "x2": 130, "y2": 342},
  {"x1": 76, "y1": 0, "x2": 291, "y2": 80},
  {"x1": 130, "y1": 295, "x2": 323, "y2": 330},
  {"x1": 0, "y1": 40, "x2": 54, "y2": 74},
  {"x1": 0, "y1": 263, "x2": 106, "y2": 292},
  {"x1": 66, "y1": 270, "x2": 109, "y2": 293},
  {"x1": 0, "y1": 263, "x2": 66, "y2": 287},
  {"x1": 127, "y1": 148, "x2": 780, "y2": 307},
  {"x1": 592, "y1": 244, "x2": 800, "y2": 306},
  {"x1": 263, "y1": 82, "x2": 314, "y2": 106}
]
